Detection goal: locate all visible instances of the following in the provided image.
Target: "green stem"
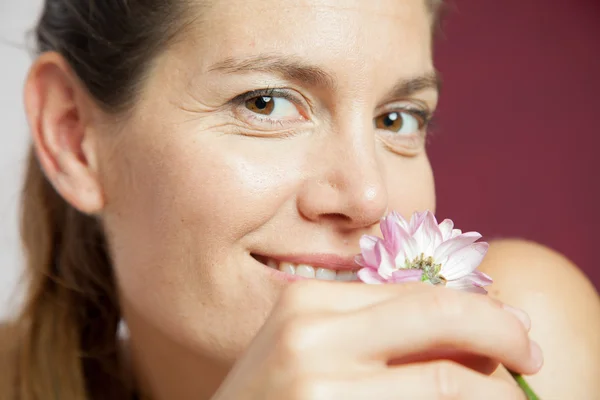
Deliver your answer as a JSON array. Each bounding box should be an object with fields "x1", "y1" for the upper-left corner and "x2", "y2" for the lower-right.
[{"x1": 509, "y1": 371, "x2": 541, "y2": 400}]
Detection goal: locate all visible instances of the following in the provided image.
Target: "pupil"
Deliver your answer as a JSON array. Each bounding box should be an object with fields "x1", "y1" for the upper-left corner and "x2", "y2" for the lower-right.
[
  {"x1": 385, "y1": 113, "x2": 399, "y2": 127},
  {"x1": 255, "y1": 96, "x2": 272, "y2": 110}
]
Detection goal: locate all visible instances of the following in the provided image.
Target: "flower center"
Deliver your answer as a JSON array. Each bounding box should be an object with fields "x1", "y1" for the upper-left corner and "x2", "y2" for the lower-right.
[{"x1": 406, "y1": 253, "x2": 446, "y2": 285}]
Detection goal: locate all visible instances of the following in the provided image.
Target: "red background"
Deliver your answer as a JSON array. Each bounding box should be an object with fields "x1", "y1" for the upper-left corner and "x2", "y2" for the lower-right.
[{"x1": 429, "y1": 0, "x2": 600, "y2": 288}]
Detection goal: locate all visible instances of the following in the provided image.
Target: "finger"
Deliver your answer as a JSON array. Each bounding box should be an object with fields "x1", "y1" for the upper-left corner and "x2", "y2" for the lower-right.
[
  {"x1": 277, "y1": 280, "x2": 437, "y2": 315},
  {"x1": 332, "y1": 288, "x2": 542, "y2": 375},
  {"x1": 390, "y1": 349, "x2": 500, "y2": 376},
  {"x1": 295, "y1": 361, "x2": 526, "y2": 400},
  {"x1": 351, "y1": 361, "x2": 526, "y2": 400},
  {"x1": 278, "y1": 281, "x2": 530, "y2": 332}
]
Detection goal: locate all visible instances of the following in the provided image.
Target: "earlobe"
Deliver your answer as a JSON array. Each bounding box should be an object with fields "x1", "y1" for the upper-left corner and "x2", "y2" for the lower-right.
[{"x1": 24, "y1": 52, "x2": 105, "y2": 214}]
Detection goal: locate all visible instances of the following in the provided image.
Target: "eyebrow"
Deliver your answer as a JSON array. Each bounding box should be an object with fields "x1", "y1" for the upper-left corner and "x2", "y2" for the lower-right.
[
  {"x1": 209, "y1": 55, "x2": 336, "y2": 88},
  {"x1": 209, "y1": 54, "x2": 440, "y2": 97},
  {"x1": 385, "y1": 72, "x2": 441, "y2": 100}
]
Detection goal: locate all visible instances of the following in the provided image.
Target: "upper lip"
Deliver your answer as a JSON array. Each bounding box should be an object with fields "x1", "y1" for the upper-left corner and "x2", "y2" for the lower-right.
[{"x1": 254, "y1": 253, "x2": 361, "y2": 271}]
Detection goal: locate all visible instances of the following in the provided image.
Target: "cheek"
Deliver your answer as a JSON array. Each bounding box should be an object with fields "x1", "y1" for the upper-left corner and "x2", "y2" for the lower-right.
[
  {"x1": 105, "y1": 135, "x2": 299, "y2": 260},
  {"x1": 100, "y1": 127, "x2": 305, "y2": 307},
  {"x1": 385, "y1": 152, "x2": 436, "y2": 215},
  {"x1": 100, "y1": 127, "x2": 309, "y2": 357}
]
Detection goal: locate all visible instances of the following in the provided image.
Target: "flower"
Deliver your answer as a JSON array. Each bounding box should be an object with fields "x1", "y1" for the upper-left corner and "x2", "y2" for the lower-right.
[{"x1": 356, "y1": 210, "x2": 493, "y2": 293}]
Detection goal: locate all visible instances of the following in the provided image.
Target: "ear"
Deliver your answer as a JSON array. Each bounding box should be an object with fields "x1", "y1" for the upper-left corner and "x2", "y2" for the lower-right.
[{"x1": 24, "y1": 52, "x2": 105, "y2": 214}]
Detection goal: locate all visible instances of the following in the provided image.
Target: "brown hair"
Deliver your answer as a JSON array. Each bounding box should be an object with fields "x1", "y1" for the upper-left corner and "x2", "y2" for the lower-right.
[
  {"x1": 5, "y1": 1, "x2": 445, "y2": 399},
  {"x1": 11, "y1": 1, "x2": 191, "y2": 399}
]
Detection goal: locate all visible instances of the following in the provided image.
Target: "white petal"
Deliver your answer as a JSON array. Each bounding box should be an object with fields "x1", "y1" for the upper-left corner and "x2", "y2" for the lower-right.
[
  {"x1": 434, "y1": 232, "x2": 482, "y2": 262},
  {"x1": 441, "y1": 242, "x2": 489, "y2": 280},
  {"x1": 402, "y1": 237, "x2": 420, "y2": 264},
  {"x1": 412, "y1": 212, "x2": 442, "y2": 257},
  {"x1": 394, "y1": 250, "x2": 407, "y2": 268},
  {"x1": 375, "y1": 241, "x2": 395, "y2": 279},
  {"x1": 438, "y1": 219, "x2": 454, "y2": 241},
  {"x1": 450, "y1": 229, "x2": 462, "y2": 239}
]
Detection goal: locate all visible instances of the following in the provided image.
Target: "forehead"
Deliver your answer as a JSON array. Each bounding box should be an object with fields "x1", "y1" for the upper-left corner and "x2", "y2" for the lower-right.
[{"x1": 193, "y1": 0, "x2": 434, "y2": 80}]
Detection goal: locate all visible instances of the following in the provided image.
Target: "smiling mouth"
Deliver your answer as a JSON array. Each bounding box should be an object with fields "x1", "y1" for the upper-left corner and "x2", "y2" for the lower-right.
[{"x1": 252, "y1": 254, "x2": 360, "y2": 282}]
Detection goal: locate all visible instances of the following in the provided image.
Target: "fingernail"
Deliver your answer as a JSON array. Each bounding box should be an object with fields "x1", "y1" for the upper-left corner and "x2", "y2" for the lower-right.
[
  {"x1": 502, "y1": 304, "x2": 531, "y2": 331},
  {"x1": 529, "y1": 340, "x2": 544, "y2": 370}
]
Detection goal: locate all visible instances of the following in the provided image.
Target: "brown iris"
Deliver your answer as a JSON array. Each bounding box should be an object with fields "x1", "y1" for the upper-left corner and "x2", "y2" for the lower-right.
[
  {"x1": 245, "y1": 96, "x2": 275, "y2": 115},
  {"x1": 375, "y1": 112, "x2": 404, "y2": 132}
]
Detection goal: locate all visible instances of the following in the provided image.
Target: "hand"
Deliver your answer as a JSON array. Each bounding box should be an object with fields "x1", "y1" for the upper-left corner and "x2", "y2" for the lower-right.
[{"x1": 212, "y1": 281, "x2": 541, "y2": 399}]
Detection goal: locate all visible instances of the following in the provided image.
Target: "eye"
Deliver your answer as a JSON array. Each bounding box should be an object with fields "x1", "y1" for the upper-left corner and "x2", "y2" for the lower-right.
[
  {"x1": 374, "y1": 111, "x2": 423, "y2": 135},
  {"x1": 244, "y1": 96, "x2": 302, "y2": 120}
]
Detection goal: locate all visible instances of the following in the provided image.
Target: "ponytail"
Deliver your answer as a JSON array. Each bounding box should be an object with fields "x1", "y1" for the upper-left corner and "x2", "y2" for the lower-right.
[{"x1": 15, "y1": 149, "x2": 128, "y2": 399}]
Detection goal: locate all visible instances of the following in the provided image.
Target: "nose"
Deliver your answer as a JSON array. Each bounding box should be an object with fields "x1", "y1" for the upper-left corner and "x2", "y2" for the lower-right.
[{"x1": 296, "y1": 117, "x2": 388, "y2": 231}]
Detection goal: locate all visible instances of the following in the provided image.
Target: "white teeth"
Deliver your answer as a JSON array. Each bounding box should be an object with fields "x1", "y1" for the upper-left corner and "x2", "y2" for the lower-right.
[
  {"x1": 279, "y1": 262, "x2": 295, "y2": 275},
  {"x1": 295, "y1": 264, "x2": 316, "y2": 278},
  {"x1": 262, "y1": 257, "x2": 358, "y2": 281},
  {"x1": 335, "y1": 271, "x2": 357, "y2": 282},
  {"x1": 316, "y1": 268, "x2": 336, "y2": 281}
]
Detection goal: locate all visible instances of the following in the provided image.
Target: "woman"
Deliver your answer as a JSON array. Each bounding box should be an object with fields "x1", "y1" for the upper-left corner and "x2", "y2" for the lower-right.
[{"x1": 1, "y1": 0, "x2": 599, "y2": 398}]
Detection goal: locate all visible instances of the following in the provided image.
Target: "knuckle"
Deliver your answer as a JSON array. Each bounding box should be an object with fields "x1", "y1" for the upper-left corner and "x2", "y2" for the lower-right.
[
  {"x1": 428, "y1": 288, "x2": 466, "y2": 320},
  {"x1": 276, "y1": 315, "x2": 327, "y2": 360},
  {"x1": 477, "y1": 293, "x2": 501, "y2": 309},
  {"x1": 500, "y1": 315, "x2": 531, "y2": 351},
  {"x1": 279, "y1": 281, "x2": 317, "y2": 311},
  {"x1": 513, "y1": 330, "x2": 532, "y2": 357},
  {"x1": 431, "y1": 361, "x2": 462, "y2": 400}
]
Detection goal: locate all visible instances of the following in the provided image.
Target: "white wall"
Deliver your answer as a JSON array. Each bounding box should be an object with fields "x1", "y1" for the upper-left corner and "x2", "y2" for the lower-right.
[{"x1": 0, "y1": 1, "x2": 43, "y2": 319}]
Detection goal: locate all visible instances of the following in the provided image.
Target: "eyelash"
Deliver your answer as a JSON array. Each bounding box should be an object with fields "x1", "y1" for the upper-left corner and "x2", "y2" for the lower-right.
[
  {"x1": 231, "y1": 88, "x2": 306, "y2": 126},
  {"x1": 231, "y1": 88, "x2": 435, "y2": 131},
  {"x1": 395, "y1": 108, "x2": 434, "y2": 130}
]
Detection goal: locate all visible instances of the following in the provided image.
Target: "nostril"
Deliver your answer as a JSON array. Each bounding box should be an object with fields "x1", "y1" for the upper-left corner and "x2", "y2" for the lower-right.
[{"x1": 322, "y1": 213, "x2": 352, "y2": 222}]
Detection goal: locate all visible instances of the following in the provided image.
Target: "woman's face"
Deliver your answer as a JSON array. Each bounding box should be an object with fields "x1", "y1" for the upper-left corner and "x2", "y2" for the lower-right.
[{"x1": 100, "y1": 0, "x2": 438, "y2": 364}]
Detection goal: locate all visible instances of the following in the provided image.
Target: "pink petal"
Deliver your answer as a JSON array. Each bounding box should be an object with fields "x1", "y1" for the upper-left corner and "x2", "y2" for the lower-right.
[
  {"x1": 357, "y1": 267, "x2": 386, "y2": 284},
  {"x1": 380, "y1": 215, "x2": 395, "y2": 242},
  {"x1": 359, "y1": 235, "x2": 380, "y2": 268},
  {"x1": 441, "y1": 242, "x2": 489, "y2": 280},
  {"x1": 466, "y1": 270, "x2": 493, "y2": 286},
  {"x1": 409, "y1": 210, "x2": 428, "y2": 234},
  {"x1": 354, "y1": 254, "x2": 367, "y2": 268},
  {"x1": 380, "y1": 215, "x2": 410, "y2": 255},
  {"x1": 388, "y1": 210, "x2": 410, "y2": 232},
  {"x1": 438, "y1": 219, "x2": 454, "y2": 241},
  {"x1": 445, "y1": 276, "x2": 489, "y2": 294},
  {"x1": 434, "y1": 232, "x2": 483, "y2": 262},
  {"x1": 449, "y1": 284, "x2": 488, "y2": 294},
  {"x1": 391, "y1": 269, "x2": 423, "y2": 283}
]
